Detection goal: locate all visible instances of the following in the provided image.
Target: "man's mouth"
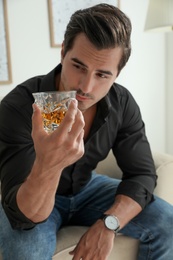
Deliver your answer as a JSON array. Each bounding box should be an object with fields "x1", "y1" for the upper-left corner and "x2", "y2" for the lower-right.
[
  {"x1": 75, "y1": 89, "x2": 92, "y2": 101},
  {"x1": 76, "y1": 94, "x2": 89, "y2": 101}
]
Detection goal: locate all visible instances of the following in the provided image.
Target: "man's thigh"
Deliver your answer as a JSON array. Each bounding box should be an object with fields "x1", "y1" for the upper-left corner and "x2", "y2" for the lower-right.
[
  {"x1": 121, "y1": 195, "x2": 173, "y2": 239},
  {"x1": 120, "y1": 196, "x2": 173, "y2": 259}
]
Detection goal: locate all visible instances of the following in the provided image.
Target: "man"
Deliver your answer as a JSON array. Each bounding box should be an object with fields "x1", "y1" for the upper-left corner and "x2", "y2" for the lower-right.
[{"x1": 0, "y1": 3, "x2": 173, "y2": 260}]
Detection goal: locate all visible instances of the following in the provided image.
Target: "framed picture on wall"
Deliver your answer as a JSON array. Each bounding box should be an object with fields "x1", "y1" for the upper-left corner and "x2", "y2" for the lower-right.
[
  {"x1": 0, "y1": 0, "x2": 12, "y2": 84},
  {"x1": 48, "y1": 0, "x2": 120, "y2": 47}
]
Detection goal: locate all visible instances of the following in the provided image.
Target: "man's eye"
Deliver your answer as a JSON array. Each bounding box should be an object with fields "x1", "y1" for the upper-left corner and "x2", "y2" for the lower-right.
[
  {"x1": 73, "y1": 64, "x2": 86, "y2": 72},
  {"x1": 73, "y1": 64, "x2": 81, "y2": 69},
  {"x1": 97, "y1": 73, "x2": 107, "y2": 79}
]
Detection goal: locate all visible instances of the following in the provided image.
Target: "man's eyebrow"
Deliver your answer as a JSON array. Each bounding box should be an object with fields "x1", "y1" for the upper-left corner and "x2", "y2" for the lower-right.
[
  {"x1": 71, "y1": 58, "x2": 88, "y2": 68},
  {"x1": 71, "y1": 57, "x2": 113, "y2": 76},
  {"x1": 97, "y1": 69, "x2": 113, "y2": 76}
]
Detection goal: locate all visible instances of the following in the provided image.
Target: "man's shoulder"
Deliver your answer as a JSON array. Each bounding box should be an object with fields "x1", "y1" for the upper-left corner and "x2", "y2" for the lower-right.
[
  {"x1": 109, "y1": 82, "x2": 135, "y2": 106},
  {"x1": 1, "y1": 75, "x2": 44, "y2": 109},
  {"x1": 111, "y1": 82, "x2": 132, "y2": 97},
  {"x1": 1, "y1": 65, "x2": 59, "y2": 107}
]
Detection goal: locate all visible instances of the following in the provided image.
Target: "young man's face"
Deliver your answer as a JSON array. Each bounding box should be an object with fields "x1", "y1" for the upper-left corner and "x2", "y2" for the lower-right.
[{"x1": 59, "y1": 33, "x2": 122, "y2": 113}]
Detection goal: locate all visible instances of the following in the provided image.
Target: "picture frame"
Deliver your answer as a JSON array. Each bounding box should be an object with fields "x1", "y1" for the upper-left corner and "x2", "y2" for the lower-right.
[
  {"x1": 48, "y1": 0, "x2": 120, "y2": 47},
  {"x1": 0, "y1": 0, "x2": 12, "y2": 84}
]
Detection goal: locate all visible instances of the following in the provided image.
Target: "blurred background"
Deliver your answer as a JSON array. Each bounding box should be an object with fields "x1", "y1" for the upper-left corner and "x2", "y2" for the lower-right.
[{"x1": 0, "y1": 0, "x2": 173, "y2": 155}]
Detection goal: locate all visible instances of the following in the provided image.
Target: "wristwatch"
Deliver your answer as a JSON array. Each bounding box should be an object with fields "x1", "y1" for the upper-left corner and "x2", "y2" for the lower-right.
[{"x1": 101, "y1": 214, "x2": 120, "y2": 234}]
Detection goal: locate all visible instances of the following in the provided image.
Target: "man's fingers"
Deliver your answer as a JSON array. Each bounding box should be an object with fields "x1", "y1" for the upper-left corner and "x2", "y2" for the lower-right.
[
  {"x1": 68, "y1": 109, "x2": 85, "y2": 136},
  {"x1": 31, "y1": 103, "x2": 45, "y2": 138},
  {"x1": 58, "y1": 99, "x2": 81, "y2": 134},
  {"x1": 32, "y1": 99, "x2": 84, "y2": 145}
]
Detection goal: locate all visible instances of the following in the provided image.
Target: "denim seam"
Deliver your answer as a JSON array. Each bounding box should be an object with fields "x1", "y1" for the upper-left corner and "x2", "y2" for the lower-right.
[{"x1": 130, "y1": 219, "x2": 154, "y2": 260}]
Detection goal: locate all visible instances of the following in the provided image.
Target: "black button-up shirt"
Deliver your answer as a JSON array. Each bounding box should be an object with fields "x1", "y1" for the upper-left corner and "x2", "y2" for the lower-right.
[{"x1": 0, "y1": 64, "x2": 157, "y2": 229}]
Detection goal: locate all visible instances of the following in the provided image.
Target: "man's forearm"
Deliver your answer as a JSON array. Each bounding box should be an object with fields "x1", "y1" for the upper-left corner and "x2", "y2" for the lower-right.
[
  {"x1": 104, "y1": 194, "x2": 142, "y2": 229},
  {"x1": 16, "y1": 158, "x2": 62, "y2": 223}
]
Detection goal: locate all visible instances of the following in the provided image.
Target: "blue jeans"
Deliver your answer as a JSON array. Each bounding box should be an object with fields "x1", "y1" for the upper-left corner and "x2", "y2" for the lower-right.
[{"x1": 0, "y1": 172, "x2": 173, "y2": 260}]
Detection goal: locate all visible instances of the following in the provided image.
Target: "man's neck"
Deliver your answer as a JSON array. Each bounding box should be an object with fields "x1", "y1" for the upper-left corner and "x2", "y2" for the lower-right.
[{"x1": 55, "y1": 73, "x2": 61, "y2": 91}]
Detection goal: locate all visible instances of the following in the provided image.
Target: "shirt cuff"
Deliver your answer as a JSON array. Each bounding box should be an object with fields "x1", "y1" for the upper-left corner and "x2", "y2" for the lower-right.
[{"x1": 116, "y1": 180, "x2": 155, "y2": 209}]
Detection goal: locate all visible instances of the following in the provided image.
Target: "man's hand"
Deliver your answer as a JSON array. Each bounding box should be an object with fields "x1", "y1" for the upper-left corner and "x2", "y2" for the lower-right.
[
  {"x1": 69, "y1": 220, "x2": 114, "y2": 260},
  {"x1": 32, "y1": 99, "x2": 85, "y2": 171}
]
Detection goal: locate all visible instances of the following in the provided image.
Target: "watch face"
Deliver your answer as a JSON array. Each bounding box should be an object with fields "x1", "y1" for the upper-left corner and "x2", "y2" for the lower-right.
[{"x1": 104, "y1": 215, "x2": 119, "y2": 231}]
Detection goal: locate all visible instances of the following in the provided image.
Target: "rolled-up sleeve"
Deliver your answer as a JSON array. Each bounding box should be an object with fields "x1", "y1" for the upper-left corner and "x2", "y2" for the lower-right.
[{"x1": 113, "y1": 88, "x2": 157, "y2": 208}]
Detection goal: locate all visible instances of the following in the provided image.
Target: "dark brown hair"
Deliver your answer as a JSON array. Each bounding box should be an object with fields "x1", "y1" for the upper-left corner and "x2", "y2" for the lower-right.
[{"x1": 63, "y1": 3, "x2": 132, "y2": 75}]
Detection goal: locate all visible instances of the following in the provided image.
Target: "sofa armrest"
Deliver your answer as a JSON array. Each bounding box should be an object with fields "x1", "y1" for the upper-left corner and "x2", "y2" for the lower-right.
[
  {"x1": 152, "y1": 152, "x2": 173, "y2": 205},
  {"x1": 96, "y1": 151, "x2": 173, "y2": 205}
]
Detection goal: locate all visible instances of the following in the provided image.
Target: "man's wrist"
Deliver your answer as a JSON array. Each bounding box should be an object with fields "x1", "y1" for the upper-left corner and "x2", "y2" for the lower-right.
[{"x1": 101, "y1": 214, "x2": 120, "y2": 234}]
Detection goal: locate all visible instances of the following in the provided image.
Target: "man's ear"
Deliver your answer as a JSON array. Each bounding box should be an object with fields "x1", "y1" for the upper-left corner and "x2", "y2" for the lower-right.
[{"x1": 61, "y1": 42, "x2": 65, "y2": 64}]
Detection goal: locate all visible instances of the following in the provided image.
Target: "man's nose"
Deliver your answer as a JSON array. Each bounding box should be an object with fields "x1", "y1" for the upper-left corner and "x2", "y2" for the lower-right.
[{"x1": 79, "y1": 74, "x2": 95, "y2": 93}]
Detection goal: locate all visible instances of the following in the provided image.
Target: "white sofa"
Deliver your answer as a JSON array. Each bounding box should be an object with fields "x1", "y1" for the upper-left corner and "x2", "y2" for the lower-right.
[{"x1": 0, "y1": 151, "x2": 173, "y2": 260}]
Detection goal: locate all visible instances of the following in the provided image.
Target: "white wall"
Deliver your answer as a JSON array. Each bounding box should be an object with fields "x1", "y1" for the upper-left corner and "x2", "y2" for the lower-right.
[
  {"x1": 166, "y1": 33, "x2": 173, "y2": 155},
  {"x1": 118, "y1": 0, "x2": 166, "y2": 153},
  {"x1": 1, "y1": 0, "x2": 60, "y2": 97},
  {"x1": 0, "y1": 0, "x2": 168, "y2": 153}
]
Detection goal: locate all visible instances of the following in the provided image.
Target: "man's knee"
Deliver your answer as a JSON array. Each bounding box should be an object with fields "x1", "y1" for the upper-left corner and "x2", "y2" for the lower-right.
[
  {"x1": 1, "y1": 227, "x2": 56, "y2": 260},
  {"x1": 0, "y1": 211, "x2": 56, "y2": 260}
]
